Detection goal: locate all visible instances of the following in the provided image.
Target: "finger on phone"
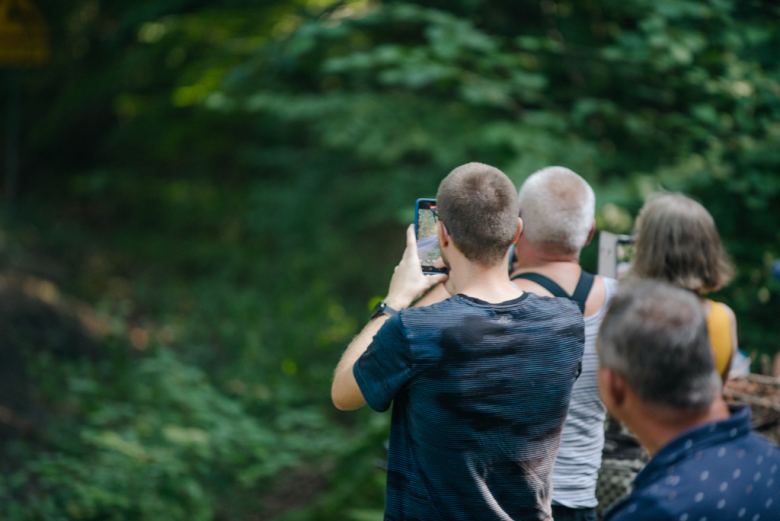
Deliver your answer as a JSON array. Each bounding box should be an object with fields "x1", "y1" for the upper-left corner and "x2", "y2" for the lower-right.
[
  {"x1": 405, "y1": 224, "x2": 421, "y2": 262},
  {"x1": 406, "y1": 224, "x2": 417, "y2": 248},
  {"x1": 427, "y1": 273, "x2": 448, "y2": 287}
]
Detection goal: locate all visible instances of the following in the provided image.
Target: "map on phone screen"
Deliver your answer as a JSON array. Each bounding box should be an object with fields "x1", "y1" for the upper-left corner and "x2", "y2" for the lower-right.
[{"x1": 417, "y1": 207, "x2": 440, "y2": 266}]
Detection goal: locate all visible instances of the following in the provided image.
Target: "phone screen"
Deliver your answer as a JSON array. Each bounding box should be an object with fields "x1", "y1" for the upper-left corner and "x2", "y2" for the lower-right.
[
  {"x1": 415, "y1": 199, "x2": 446, "y2": 273},
  {"x1": 615, "y1": 238, "x2": 635, "y2": 279},
  {"x1": 597, "y1": 231, "x2": 635, "y2": 279}
]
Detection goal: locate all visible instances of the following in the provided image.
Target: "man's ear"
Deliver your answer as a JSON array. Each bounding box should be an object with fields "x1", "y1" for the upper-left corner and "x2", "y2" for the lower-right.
[
  {"x1": 598, "y1": 367, "x2": 627, "y2": 415},
  {"x1": 437, "y1": 221, "x2": 449, "y2": 247},
  {"x1": 512, "y1": 217, "x2": 523, "y2": 244},
  {"x1": 584, "y1": 219, "x2": 596, "y2": 247}
]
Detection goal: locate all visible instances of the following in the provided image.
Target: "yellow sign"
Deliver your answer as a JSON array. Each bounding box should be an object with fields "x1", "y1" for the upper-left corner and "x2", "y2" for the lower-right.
[{"x1": 0, "y1": 0, "x2": 49, "y2": 67}]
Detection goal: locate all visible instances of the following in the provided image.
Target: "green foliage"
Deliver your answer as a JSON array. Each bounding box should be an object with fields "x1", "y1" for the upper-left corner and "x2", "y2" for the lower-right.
[
  {"x1": 216, "y1": 0, "x2": 780, "y2": 352},
  {"x1": 0, "y1": 339, "x2": 350, "y2": 520},
  {"x1": 3, "y1": 0, "x2": 780, "y2": 519}
]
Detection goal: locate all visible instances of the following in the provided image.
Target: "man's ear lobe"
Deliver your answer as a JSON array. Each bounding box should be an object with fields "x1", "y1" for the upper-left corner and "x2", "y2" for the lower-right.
[
  {"x1": 599, "y1": 367, "x2": 627, "y2": 412},
  {"x1": 608, "y1": 368, "x2": 627, "y2": 408},
  {"x1": 584, "y1": 219, "x2": 596, "y2": 247},
  {"x1": 437, "y1": 221, "x2": 449, "y2": 246},
  {"x1": 513, "y1": 217, "x2": 523, "y2": 244}
]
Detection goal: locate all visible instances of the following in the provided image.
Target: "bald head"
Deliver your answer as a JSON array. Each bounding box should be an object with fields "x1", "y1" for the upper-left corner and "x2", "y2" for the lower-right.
[{"x1": 516, "y1": 167, "x2": 595, "y2": 255}]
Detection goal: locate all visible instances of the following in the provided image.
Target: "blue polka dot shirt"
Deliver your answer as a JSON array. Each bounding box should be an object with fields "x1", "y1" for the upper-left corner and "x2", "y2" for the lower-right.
[{"x1": 605, "y1": 405, "x2": 780, "y2": 521}]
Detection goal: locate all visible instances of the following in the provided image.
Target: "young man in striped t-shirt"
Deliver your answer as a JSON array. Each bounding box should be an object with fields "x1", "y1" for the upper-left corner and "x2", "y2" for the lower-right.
[
  {"x1": 332, "y1": 163, "x2": 584, "y2": 521},
  {"x1": 421, "y1": 166, "x2": 616, "y2": 520}
]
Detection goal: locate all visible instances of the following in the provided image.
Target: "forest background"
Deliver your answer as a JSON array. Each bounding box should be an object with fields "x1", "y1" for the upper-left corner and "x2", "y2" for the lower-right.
[{"x1": 1, "y1": 0, "x2": 778, "y2": 519}]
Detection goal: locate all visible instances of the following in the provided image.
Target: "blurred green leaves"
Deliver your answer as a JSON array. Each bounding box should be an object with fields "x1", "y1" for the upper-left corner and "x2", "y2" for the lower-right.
[{"x1": 4, "y1": 0, "x2": 780, "y2": 519}]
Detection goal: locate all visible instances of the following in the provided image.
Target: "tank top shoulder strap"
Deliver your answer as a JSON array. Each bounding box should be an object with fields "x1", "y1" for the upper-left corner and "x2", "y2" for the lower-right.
[
  {"x1": 511, "y1": 272, "x2": 569, "y2": 299},
  {"x1": 511, "y1": 270, "x2": 595, "y2": 313},
  {"x1": 571, "y1": 271, "x2": 595, "y2": 308}
]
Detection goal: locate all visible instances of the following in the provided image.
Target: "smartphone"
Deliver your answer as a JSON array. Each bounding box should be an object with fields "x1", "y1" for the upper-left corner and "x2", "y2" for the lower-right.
[
  {"x1": 414, "y1": 198, "x2": 449, "y2": 274},
  {"x1": 597, "y1": 231, "x2": 635, "y2": 279}
]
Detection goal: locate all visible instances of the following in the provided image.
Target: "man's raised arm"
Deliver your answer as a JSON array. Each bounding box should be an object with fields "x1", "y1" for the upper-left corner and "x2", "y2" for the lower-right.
[{"x1": 331, "y1": 225, "x2": 448, "y2": 410}]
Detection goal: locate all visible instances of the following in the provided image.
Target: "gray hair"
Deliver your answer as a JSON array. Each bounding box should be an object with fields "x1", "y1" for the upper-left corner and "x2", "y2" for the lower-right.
[
  {"x1": 597, "y1": 281, "x2": 722, "y2": 411},
  {"x1": 516, "y1": 166, "x2": 595, "y2": 254}
]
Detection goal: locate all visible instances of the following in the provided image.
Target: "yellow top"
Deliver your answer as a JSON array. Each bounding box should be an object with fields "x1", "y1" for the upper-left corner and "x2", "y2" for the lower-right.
[{"x1": 706, "y1": 300, "x2": 733, "y2": 378}]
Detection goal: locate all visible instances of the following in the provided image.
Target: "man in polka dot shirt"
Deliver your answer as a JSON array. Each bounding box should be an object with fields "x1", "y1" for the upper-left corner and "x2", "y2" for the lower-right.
[{"x1": 596, "y1": 281, "x2": 780, "y2": 521}]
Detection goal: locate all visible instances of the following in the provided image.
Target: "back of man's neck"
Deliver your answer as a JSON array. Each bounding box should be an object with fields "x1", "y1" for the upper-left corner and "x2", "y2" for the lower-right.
[
  {"x1": 450, "y1": 262, "x2": 523, "y2": 305},
  {"x1": 515, "y1": 247, "x2": 580, "y2": 267},
  {"x1": 510, "y1": 253, "x2": 582, "y2": 282},
  {"x1": 629, "y1": 398, "x2": 731, "y2": 457}
]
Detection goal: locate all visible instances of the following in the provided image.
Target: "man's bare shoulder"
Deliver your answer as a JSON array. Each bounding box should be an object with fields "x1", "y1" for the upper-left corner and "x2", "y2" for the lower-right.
[
  {"x1": 512, "y1": 277, "x2": 555, "y2": 298},
  {"x1": 413, "y1": 283, "x2": 452, "y2": 308},
  {"x1": 583, "y1": 275, "x2": 606, "y2": 317},
  {"x1": 511, "y1": 266, "x2": 608, "y2": 318}
]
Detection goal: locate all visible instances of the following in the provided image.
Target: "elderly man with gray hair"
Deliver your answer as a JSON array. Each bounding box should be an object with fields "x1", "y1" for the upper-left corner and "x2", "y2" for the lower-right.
[
  {"x1": 509, "y1": 166, "x2": 618, "y2": 521},
  {"x1": 598, "y1": 281, "x2": 780, "y2": 521}
]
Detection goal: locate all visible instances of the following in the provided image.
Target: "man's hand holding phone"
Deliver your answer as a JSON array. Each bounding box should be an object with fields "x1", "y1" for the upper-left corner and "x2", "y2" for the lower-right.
[
  {"x1": 385, "y1": 225, "x2": 449, "y2": 310},
  {"x1": 432, "y1": 256, "x2": 457, "y2": 297}
]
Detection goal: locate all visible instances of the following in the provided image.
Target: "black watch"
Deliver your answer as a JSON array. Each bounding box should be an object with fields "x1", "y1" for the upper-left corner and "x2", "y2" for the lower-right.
[{"x1": 370, "y1": 301, "x2": 397, "y2": 320}]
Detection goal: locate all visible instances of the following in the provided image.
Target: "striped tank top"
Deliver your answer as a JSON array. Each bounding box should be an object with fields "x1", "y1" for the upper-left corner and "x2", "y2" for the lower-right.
[{"x1": 552, "y1": 276, "x2": 619, "y2": 508}]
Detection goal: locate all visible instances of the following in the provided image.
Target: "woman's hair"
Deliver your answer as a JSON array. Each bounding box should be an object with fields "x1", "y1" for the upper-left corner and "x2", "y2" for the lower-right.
[{"x1": 633, "y1": 193, "x2": 734, "y2": 293}]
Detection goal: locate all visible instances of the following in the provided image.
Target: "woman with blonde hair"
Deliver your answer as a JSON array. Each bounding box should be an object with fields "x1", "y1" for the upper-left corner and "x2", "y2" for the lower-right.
[{"x1": 633, "y1": 193, "x2": 737, "y2": 382}]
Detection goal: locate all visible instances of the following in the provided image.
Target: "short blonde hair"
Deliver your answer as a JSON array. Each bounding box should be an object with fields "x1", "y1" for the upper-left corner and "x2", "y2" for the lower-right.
[
  {"x1": 437, "y1": 163, "x2": 519, "y2": 267},
  {"x1": 633, "y1": 193, "x2": 734, "y2": 293}
]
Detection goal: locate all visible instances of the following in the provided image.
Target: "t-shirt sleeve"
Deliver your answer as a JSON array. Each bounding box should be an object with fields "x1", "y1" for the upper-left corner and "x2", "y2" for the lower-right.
[{"x1": 353, "y1": 314, "x2": 412, "y2": 413}]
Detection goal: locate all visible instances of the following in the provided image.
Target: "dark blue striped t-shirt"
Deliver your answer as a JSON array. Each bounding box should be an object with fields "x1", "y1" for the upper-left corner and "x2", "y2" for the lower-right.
[{"x1": 354, "y1": 292, "x2": 585, "y2": 521}]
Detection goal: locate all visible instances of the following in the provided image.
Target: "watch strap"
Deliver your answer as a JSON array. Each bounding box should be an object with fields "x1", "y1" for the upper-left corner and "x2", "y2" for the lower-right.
[{"x1": 370, "y1": 301, "x2": 397, "y2": 319}]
